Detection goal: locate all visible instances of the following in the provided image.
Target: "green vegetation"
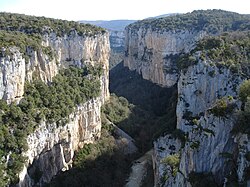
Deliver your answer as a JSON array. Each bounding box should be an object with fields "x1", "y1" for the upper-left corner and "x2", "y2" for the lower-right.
[
  {"x1": 0, "y1": 30, "x2": 43, "y2": 59},
  {"x1": 209, "y1": 97, "x2": 236, "y2": 117},
  {"x1": 0, "y1": 12, "x2": 105, "y2": 37},
  {"x1": 175, "y1": 31, "x2": 250, "y2": 72},
  {"x1": 101, "y1": 94, "x2": 132, "y2": 124},
  {"x1": 161, "y1": 153, "x2": 180, "y2": 177},
  {"x1": 0, "y1": 12, "x2": 107, "y2": 61},
  {"x1": 129, "y1": 9, "x2": 250, "y2": 32},
  {"x1": 0, "y1": 65, "x2": 101, "y2": 186},
  {"x1": 239, "y1": 80, "x2": 250, "y2": 103},
  {"x1": 176, "y1": 53, "x2": 198, "y2": 71},
  {"x1": 48, "y1": 114, "x2": 136, "y2": 187},
  {"x1": 109, "y1": 63, "x2": 178, "y2": 151},
  {"x1": 233, "y1": 80, "x2": 250, "y2": 134},
  {"x1": 237, "y1": 102, "x2": 250, "y2": 135},
  {"x1": 102, "y1": 92, "x2": 177, "y2": 152},
  {"x1": 196, "y1": 31, "x2": 250, "y2": 72}
]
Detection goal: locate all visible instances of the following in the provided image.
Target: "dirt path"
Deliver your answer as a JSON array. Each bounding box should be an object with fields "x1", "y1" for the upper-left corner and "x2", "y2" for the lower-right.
[{"x1": 125, "y1": 150, "x2": 154, "y2": 187}]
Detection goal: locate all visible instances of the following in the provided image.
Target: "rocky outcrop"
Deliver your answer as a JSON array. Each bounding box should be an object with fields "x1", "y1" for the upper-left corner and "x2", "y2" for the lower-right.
[
  {"x1": 177, "y1": 61, "x2": 241, "y2": 182},
  {"x1": 109, "y1": 31, "x2": 125, "y2": 52},
  {"x1": 124, "y1": 10, "x2": 249, "y2": 87},
  {"x1": 153, "y1": 59, "x2": 245, "y2": 186},
  {"x1": 18, "y1": 98, "x2": 102, "y2": 186},
  {"x1": 0, "y1": 30, "x2": 110, "y2": 186},
  {"x1": 124, "y1": 27, "x2": 207, "y2": 87},
  {"x1": 234, "y1": 134, "x2": 250, "y2": 184},
  {"x1": 0, "y1": 47, "x2": 26, "y2": 103},
  {"x1": 153, "y1": 135, "x2": 184, "y2": 187},
  {"x1": 0, "y1": 31, "x2": 110, "y2": 104},
  {"x1": 123, "y1": 10, "x2": 250, "y2": 187}
]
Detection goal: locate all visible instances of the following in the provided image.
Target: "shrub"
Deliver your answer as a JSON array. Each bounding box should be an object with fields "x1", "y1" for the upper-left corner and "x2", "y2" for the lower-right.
[
  {"x1": 239, "y1": 80, "x2": 250, "y2": 103},
  {"x1": 209, "y1": 98, "x2": 235, "y2": 117},
  {"x1": 161, "y1": 153, "x2": 180, "y2": 177},
  {"x1": 190, "y1": 141, "x2": 200, "y2": 149},
  {"x1": 233, "y1": 81, "x2": 250, "y2": 135}
]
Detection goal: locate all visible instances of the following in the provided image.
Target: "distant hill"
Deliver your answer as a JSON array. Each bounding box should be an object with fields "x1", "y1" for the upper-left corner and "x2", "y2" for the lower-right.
[
  {"x1": 79, "y1": 20, "x2": 137, "y2": 31},
  {"x1": 79, "y1": 14, "x2": 180, "y2": 31},
  {"x1": 147, "y1": 13, "x2": 179, "y2": 19}
]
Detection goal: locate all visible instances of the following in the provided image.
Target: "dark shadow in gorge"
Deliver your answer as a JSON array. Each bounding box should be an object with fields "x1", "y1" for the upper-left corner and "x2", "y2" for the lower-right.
[
  {"x1": 47, "y1": 62, "x2": 177, "y2": 187},
  {"x1": 110, "y1": 62, "x2": 177, "y2": 116},
  {"x1": 47, "y1": 150, "x2": 135, "y2": 187},
  {"x1": 109, "y1": 62, "x2": 177, "y2": 151}
]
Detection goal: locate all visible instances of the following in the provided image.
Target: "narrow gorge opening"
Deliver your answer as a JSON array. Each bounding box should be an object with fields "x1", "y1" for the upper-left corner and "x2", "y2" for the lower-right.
[
  {"x1": 109, "y1": 62, "x2": 177, "y2": 152},
  {"x1": 48, "y1": 62, "x2": 178, "y2": 187}
]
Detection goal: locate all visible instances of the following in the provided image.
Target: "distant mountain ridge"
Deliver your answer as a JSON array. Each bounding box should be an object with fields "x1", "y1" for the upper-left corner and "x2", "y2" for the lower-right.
[
  {"x1": 79, "y1": 20, "x2": 137, "y2": 31},
  {"x1": 146, "y1": 13, "x2": 179, "y2": 19}
]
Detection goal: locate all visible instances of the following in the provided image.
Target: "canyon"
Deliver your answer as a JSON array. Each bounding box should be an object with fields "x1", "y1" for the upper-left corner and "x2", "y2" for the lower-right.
[{"x1": 0, "y1": 9, "x2": 250, "y2": 187}]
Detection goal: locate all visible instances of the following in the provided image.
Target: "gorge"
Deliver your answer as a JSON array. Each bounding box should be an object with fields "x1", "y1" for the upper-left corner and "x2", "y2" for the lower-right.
[{"x1": 0, "y1": 9, "x2": 250, "y2": 187}]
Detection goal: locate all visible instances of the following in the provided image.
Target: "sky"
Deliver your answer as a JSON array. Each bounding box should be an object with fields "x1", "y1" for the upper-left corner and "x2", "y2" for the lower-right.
[{"x1": 0, "y1": 0, "x2": 249, "y2": 21}]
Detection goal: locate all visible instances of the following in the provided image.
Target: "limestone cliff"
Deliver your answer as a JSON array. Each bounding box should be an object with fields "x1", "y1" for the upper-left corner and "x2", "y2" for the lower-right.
[
  {"x1": 109, "y1": 30, "x2": 126, "y2": 69},
  {"x1": 0, "y1": 16, "x2": 110, "y2": 186},
  {"x1": 153, "y1": 31, "x2": 250, "y2": 186},
  {"x1": 176, "y1": 61, "x2": 241, "y2": 181},
  {"x1": 124, "y1": 27, "x2": 207, "y2": 86},
  {"x1": 124, "y1": 10, "x2": 249, "y2": 87},
  {"x1": 154, "y1": 59, "x2": 243, "y2": 186},
  {"x1": 123, "y1": 10, "x2": 250, "y2": 187},
  {"x1": 18, "y1": 98, "x2": 102, "y2": 186},
  {"x1": 0, "y1": 31, "x2": 110, "y2": 104},
  {"x1": 14, "y1": 30, "x2": 109, "y2": 186}
]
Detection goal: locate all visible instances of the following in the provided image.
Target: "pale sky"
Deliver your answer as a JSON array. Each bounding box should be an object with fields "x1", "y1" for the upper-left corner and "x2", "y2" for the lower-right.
[{"x1": 0, "y1": 0, "x2": 249, "y2": 21}]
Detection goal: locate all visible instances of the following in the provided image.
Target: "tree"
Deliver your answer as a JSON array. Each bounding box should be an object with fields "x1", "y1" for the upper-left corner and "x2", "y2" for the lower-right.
[
  {"x1": 161, "y1": 154, "x2": 180, "y2": 177},
  {"x1": 239, "y1": 79, "x2": 250, "y2": 103}
]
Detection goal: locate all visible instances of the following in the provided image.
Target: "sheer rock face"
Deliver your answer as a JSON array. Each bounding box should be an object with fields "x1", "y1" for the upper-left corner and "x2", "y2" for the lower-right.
[
  {"x1": 153, "y1": 60, "x2": 247, "y2": 186},
  {"x1": 109, "y1": 30, "x2": 125, "y2": 50},
  {"x1": 124, "y1": 27, "x2": 207, "y2": 87},
  {"x1": 0, "y1": 32, "x2": 110, "y2": 186},
  {"x1": 153, "y1": 135, "x2": 186, "y2": 187},
  {"x1": 18, "y1": 99, "x2": 102, "y2": 186},
  {"x1": 0, "y1": 48, "x2": 26, "y2": 103},
  {"x1": 0, "y1": 31, "x2": 110, "y2": 104},
  {"x1": 125, "y1": 21, "x2": 250, "y2": 187}
]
